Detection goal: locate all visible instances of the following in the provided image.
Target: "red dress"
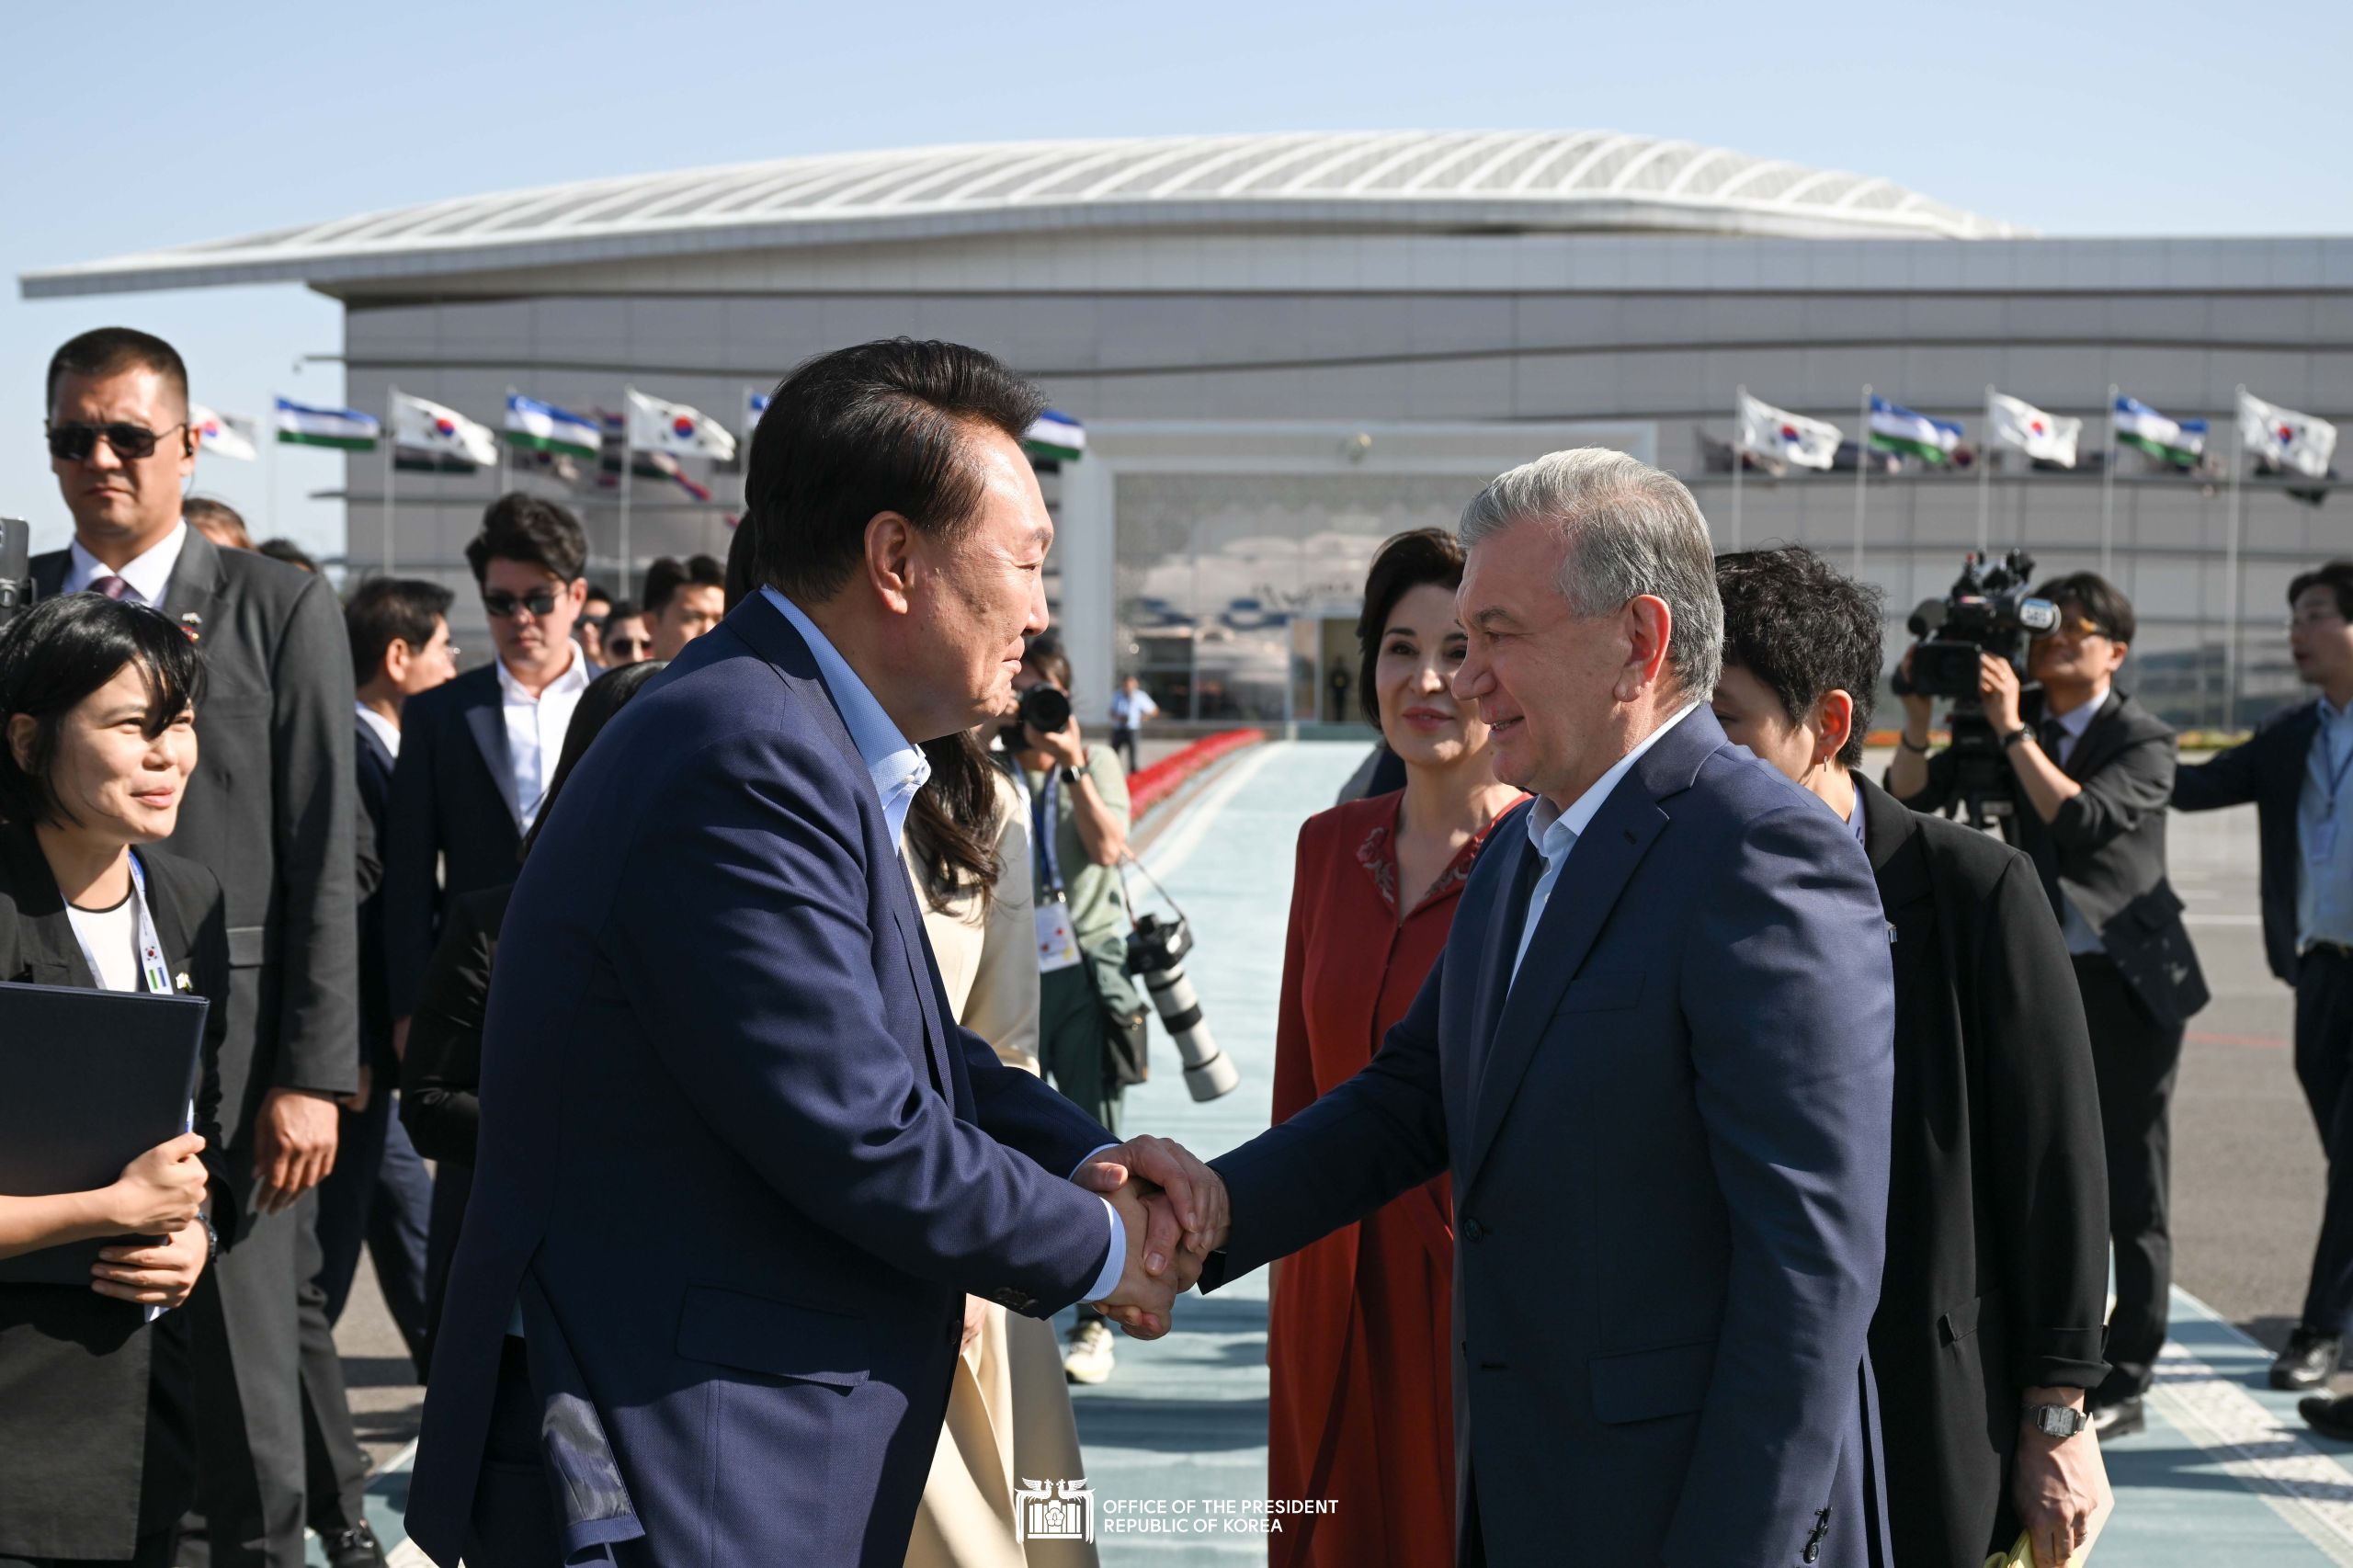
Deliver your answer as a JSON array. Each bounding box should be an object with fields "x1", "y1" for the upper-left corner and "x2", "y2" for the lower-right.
[{"x1": 1266, "y1": 790, "x2": 1512, "y2": 1568}]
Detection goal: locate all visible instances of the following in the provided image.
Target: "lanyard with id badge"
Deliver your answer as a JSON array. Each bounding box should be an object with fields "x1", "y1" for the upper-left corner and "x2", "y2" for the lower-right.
[
  {"x1": 1032, "y1": 767, "x2": 1085, "y2": 972},
  {"x1": 2317, "y1": 729, "x2": 2353, "y2": 865}
]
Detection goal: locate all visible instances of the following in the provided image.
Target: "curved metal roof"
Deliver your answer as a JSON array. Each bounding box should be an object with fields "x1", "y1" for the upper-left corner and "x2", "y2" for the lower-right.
[{"x1": 19, "y1": 131, "x2": 2021, "y2": 298}]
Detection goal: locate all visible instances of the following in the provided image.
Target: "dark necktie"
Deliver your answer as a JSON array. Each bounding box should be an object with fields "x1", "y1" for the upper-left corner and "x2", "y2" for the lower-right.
[
  {"x1": 2039, "y1": 715, "x2": 2069, "y2": 767},
  {"x1": 89, "y1": 574, "x2": 130, "y2": 600}
]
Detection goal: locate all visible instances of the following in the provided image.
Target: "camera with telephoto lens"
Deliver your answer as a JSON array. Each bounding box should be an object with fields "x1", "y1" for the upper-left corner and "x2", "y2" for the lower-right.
[
  {"x1": 0, "y1": 517, "x2": 30, "y2": 632},
  {"x1": 1125, "y1": 912, "x2": 1239, "y2": 1102},
  {"x1": 1890, "y1": 549, "x2": 2059, "y2": 828},
  {"x1": 1016, "y1": 682, "x2": 1073, "y2": 736}
]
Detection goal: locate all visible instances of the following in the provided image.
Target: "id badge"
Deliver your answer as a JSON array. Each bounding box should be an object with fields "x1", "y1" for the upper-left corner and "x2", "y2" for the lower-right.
[
  {"x1": 2314, "y1": 819, "x2": 2338, "y2": 865},
  {"x1": 1036, "y1": 898, "x2": 1083, "y2": 972}
]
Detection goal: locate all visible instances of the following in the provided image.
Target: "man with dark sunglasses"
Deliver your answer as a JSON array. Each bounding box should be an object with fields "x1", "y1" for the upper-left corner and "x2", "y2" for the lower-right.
[
  {"x1": 31, "y1": 326, "x2": 374, "y2": 1566},
  {"x1": 598, "y1": 597, "x2": 654, "y2": 665},
  {"x1": 382, "y1": 494, "x2": 591, "y2": 1068}
]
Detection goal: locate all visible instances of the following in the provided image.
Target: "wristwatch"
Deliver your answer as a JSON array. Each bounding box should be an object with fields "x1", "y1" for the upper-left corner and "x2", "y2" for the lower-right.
[
  {"x1": 1061, "y1": 766, "x2": 1083, "y2": 790},
  {"x1": 2027, "y1": 1403, "x2": 2091, "y2": 1438},
  {"x1": 2000, "y1": 725, "x2": 2033, "y2": 751},
  {"x1": 197, "y1": 1209, "x2": 221, "y2": 1266}
]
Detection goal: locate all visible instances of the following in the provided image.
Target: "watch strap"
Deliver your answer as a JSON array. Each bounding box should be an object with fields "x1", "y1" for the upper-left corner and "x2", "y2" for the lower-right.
[{"x1": 2000, "y1": 725, "x2": 2033, "y2": 751}]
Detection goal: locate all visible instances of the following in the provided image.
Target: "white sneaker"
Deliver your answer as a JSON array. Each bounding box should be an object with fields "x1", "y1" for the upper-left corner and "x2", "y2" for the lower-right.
[{"x1": 1063, "y1": 1318, "x2": 1116, "y2": 1385}]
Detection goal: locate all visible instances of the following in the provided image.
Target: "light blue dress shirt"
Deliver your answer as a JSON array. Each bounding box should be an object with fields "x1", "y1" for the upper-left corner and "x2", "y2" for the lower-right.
[
  {"x1": 2298, "y1": 697, "x2": 2353, "y2": 951},
  {"x1": 1512, "y1": 702, "x2": 1701, "y2": 982},
  {"x1": 761, "y1": 588, "x2": 1127, "y2": 1303}
]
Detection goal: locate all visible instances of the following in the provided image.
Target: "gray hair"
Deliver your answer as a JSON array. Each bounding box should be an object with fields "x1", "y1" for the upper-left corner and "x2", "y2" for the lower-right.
[{"x1": 1457, "y1": 448, "x2": 1723, "y2": 699}]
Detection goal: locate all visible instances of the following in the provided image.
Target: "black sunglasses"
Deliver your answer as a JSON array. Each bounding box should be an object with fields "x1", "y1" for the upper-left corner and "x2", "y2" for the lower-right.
[
  {"x1": 606, "y1": 634, "x2": 649, "y2": 656},
  {"x1": 483, "y1": 589, "x2": 560, "y2": 619},
  {"x1": 46, "y1": 420, "x2": 189, "y2": 462}
]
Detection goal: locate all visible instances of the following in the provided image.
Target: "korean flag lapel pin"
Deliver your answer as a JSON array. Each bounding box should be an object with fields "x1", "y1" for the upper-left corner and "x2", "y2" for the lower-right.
[{"x1": 177, "y1": 611, "x2": 202, "y2": 643}]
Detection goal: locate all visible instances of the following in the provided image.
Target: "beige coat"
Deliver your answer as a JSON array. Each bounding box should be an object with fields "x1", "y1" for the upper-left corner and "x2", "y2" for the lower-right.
[{"x1": 903, "y1": 770, "x2": 1097, "y2": 1568}]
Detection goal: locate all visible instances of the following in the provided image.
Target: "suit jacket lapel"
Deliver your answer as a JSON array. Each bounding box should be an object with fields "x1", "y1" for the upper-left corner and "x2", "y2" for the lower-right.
[
  {"x1": 2057, "y1": 690, "x2": 2128, "y2": 783},
  {"x1": 1468, "y1": 817, "x2": 1540, "y2": 1059},
  {"x1": 1457, "y1": 710, "x2": 1718, "y2": 1196},
  {"x1": 157, "y1": 526, "x2": 223, "y2": 642},
  {"x1": 461, "y1": 680, "x2": 521, "y2": 831},
  {"x1": 1859, "y1": 778, "x2": 1933, "y2": 917},
  {"x1": 29, "y1": 550, "x2": 66, "y2": 600},
  {"x1": 2, "y1": 825, "x2": 97, "y2": 989},
  {"x1": 725, "y1": 597, "x2": 954, "y2": 1096},
  {"x1": 139, "y1": 853, "x2": 195, "y2": 986}
]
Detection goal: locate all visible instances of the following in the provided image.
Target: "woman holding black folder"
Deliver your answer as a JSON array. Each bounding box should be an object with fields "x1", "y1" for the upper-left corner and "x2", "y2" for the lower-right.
[{"x1": 0, "y1": 594, "x2": 233, "y2": 1568}]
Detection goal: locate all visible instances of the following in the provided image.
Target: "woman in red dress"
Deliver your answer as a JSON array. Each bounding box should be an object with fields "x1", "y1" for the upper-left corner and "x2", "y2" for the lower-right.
[{"x1": 1267, "y1": 528, "x2": 1523, "y2": 1568}]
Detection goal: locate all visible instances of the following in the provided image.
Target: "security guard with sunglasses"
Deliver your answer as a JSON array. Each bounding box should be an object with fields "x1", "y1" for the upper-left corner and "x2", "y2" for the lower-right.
[{"x1": 34, "y1": 326, "x2": 374, "y2": 1566}]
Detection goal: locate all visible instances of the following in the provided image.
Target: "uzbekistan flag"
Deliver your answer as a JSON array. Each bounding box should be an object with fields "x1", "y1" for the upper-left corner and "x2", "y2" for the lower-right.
[
  {"x1": 393, "y1": 392, "x2": 499, "y2": 469},
  {"x1": 1869, "y1": 397, "x2": 1962, "y2": 465},
  {"x1": 744, "y1": 390, "x2": 770, "y2": 443},
  {"x1": 1737, "y1": 393, "x2": 1841, "y2": 472},
  {"x1": 2113, "y1": 395, "x2": 2205, "y2": 469},
  {"x1": 1987, "y1": 392, "x2": 2081, "y2": 468},
  {"x1": 276, "y1": 397, "x2": 379, "y2": 450},
  {"x1": 626, "y1": 388, "x2": 736, "y2": 461},
  {"x1": 191, "y1": 403, "x2": 259, "y2": 462},
  {"x1": 2240, "y1": 389, "x2": 2338, "y2": 480},
  {"x1": 506, "y1": 394, "x2": 602, "y2": 460},
  {"x1": 1024, "y1": 409, "x2": 1086, "y2": 463}
]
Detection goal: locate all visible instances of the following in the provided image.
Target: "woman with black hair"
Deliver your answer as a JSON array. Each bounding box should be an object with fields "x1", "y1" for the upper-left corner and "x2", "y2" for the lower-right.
[{"x1": 0, "y1": 594, "x2": 235, "y2": 1568}]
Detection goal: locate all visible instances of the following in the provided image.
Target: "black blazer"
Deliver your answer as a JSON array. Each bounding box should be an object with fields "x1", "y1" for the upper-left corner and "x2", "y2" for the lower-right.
[
  {"x1": 382, "y1": 665, "x2": 524, "y2": 1018},
  {"x1": 33, "y1": 530, "x2": 360, "y2": 1142},
  {"x1": 355, "y1": 719, "x2": 395, "y2": 1075},
  {"x1": 1893, "y1": 687, "x2": 2210, "y2": 1028},
  {"x1": 2173, "y1": 699, "x2": 2323, "y2": 983},
  {"x1": 0, "y1": 825, "x2": 234, "y2": 1560},
  {"x1": 1855, "y1": 779, "x2": 2109, "y2": 1568}
]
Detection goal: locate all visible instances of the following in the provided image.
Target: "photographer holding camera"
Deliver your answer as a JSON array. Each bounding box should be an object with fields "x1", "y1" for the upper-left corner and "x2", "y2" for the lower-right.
[
  {"x1": 1890, "y1": 569, "x2": 2208, "y2": 1437},
  {"x1": 1004, "y1": 641, "x2": 1142, "y2": 1386}
]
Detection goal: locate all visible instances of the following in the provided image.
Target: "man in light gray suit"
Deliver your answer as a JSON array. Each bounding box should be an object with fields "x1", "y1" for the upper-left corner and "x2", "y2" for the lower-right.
[{"x1": 35, "y1": 328, "x2": 374, "y2": 1567}]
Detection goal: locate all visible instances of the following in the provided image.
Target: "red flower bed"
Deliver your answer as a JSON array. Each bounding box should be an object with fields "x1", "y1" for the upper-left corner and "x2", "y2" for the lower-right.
[{"x1": 1128, "y1": 729, "x2": 1264, "y2": 820}]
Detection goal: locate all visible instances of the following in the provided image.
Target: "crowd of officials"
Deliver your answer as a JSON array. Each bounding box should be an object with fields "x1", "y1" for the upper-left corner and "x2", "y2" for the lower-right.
[{"x1": 7, "y1": 321, "x2": 2353, "y2": 1568}]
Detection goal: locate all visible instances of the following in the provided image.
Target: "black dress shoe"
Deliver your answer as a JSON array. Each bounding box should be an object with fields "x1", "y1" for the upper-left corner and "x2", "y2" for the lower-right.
[
  {"x1": 2274, "y1": 1329, "x2": 2342, "y2": 1391},
  {"x1": 320, "y1": 1523, "x2": 388, "y2": 1568},
  {"x1": 2091, "y1": 1396, "x2": 2145, "y2": 1438},
  {"x1": 2303, "y1": 1395, "x2": 2353, "y2": 1442}
]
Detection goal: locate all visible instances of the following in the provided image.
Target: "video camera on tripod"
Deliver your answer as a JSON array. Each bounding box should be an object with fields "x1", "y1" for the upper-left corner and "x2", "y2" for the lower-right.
[
  {"x1": 0, "y1": 518, "x2": 31, "y2": 632},
  {"x1": 1890, "y1": 549, "x2": 2058, "y2": 829}
]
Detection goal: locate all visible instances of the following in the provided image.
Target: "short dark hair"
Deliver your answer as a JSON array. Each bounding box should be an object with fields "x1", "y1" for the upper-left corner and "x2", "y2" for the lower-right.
[
  {"x1": 723, "y1": 521, "x2": 756, "y2": 611},
  {"x1": 256, "y1": 538, "x2": 319, "y2": 574},
  {"x1": 2035, "y1": 570, "x2": 2135, "y2": 647},
  {"x1": 1354, "y1": 528, "x2": 1467, "y2": 727},
  {"x1": 741, "y1": 338, "x2": 1045, "y2": 604},
  {"x1": 2290, "y1": 561, "x2": 2353, "y2": 620},
  {"x1": 184, "y1": 496, "x2": 253, "y2": 551},
  {"x1": 463, "y1": 493, "x2": 587, "y2": 585},
  {"x1": 1714, "y1": 545, "x2": 1885, "y2": 768},
  {"x1": 47, "y1": 326, "x2": 189, "y2": 417},
  {"x1": 1021, "y1": 643, "x2": 1074, "y2": 693},
  {"x1": 0, "y1": 595, "x2": 206, "y2": 827},
  {"x1": 641, "y1": 553, "x2": 724, "y2": 616},
  {"x1": 346, "y1": 577, "x2": 455, "y2": 684},
  {"x1": 606, "y1": 597, "x2": 643, "y2": 622},
  {"x1": 583, "y1": 582, "x2": 615, "y2": 609}
]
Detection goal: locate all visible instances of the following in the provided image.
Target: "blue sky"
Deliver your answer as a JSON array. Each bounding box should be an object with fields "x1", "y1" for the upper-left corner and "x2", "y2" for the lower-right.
[{"x1": 6, "y1": 0, "x2": 2347, "y2": 561}]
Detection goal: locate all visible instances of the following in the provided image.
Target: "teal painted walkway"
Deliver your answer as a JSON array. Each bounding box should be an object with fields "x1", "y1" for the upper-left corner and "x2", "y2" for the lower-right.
[{"x1": 364, "y1": 740, "x2": 2353, "y2": 1566}]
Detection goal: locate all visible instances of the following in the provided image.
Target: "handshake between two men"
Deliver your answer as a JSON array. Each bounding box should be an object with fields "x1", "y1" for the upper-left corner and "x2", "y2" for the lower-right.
[{"x1": 1072, "y1": 1135, "x2": 1232, "y2": 1336}]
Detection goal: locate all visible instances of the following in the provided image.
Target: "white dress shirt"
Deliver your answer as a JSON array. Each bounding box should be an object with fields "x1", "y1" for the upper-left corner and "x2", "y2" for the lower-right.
[
  {"x1": 1512, "y1": 701, "x2": 1702, "y2": 981},
  {"x1": 63, "y1": 521, "x2": 188, "y2": 606},
  {"x1": 2041, "y1": 682, "x2": 2110, "y2": 956},
  {"x1": 760, "y1": 589, "x2": 1127, "y2": 1303},
  {"x1": 355, "y1": 701, "x2": 401, "y2": 761},
  {"x1": 494, "y1": 642, "x2": 590, "y2": 832}
]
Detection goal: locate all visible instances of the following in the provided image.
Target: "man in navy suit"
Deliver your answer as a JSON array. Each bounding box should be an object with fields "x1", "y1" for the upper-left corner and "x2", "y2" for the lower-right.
[
  {"x1": 382, "y1": 496, "x2": 594, "y2": 1045},
  {"x1": 406, "y1": 341, "x2": 1210, "y2": 1568},
  {"x1": 2177, "y1": 560, "x2": 2353, "y2": 1403},
  {"x1": 1141, "y1": 449, "x2": 1895, "y2": 1566}
]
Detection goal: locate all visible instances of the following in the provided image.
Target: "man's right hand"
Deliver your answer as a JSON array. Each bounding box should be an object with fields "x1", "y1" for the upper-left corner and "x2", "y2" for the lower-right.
[
  {"x1": 1092, "y1": 1179, "x2": 1180, "y2": 1338},
  {"x1": 252, "y1": 1088, "x2": 341, "y2": 1214}
]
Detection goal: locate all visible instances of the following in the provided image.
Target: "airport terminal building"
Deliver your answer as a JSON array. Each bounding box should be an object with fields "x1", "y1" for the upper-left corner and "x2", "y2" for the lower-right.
[{"x1": 26, "y1": 130, "x2": 2353, "y2": 729}]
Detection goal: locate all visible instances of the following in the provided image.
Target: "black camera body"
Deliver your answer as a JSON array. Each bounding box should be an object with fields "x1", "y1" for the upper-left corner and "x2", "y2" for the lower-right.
[
  {"x1": 1891, "y1": 550, "x2": 2058, "y2": 828},
  {"x1": 0, "y1": 517, "x2": 30, "y2": 632},
  {"x1": 1017, "y1": 682, "x2": 1072, "y2": 735},
  {"x1": 1124, "y1": 912, "x2": 1238, "y2": 1101}
]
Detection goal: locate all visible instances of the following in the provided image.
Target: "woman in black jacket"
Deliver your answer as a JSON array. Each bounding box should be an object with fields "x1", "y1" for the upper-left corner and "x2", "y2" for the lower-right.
[
  {"x1": 1713, "y1": 549, "x2": 2112, "y2": 1568},
  {"x1": 0, "y1": 595, "x2": 234, "y2": 1568},
  {"x1": 402, "y1": 658, "x2": 664, "y2": 1342}
]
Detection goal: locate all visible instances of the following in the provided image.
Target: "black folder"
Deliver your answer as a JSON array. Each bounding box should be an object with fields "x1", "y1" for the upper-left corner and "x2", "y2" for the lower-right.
[{"x1": 0, "y1": 980, "x2": 209, "y2": 1286}]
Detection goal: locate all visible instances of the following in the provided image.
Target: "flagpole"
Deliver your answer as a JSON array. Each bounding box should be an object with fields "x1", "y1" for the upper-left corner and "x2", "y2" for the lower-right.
[
  {"x1": 618, "y1": 387, "x2": 634, "y2": 599},
  {"x1": 264, "y1": 406, "x2": 278, "y2": 536},
  {"x1": 2224, "y1": 385, "x2": 2246, "y2": 733},
  {"x1": 1731, "y1": 385, "x2": 1745, "y2": 551},
  {"x1": 500, "y1": 385, "x2": 516, "y2": 495},
  {"x1": 382, "y1": 383, "x2": 397, "y2": 574},
  {"x1": 1854, "y1": 384, "x2": 1870, "y2": 575},
  {"x1": 2101, "y1": 382, "x2": 2119, "y2": 579},
  {"x1": 1977, "y1": 384, "x2": 1995, "y2": 554}
]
